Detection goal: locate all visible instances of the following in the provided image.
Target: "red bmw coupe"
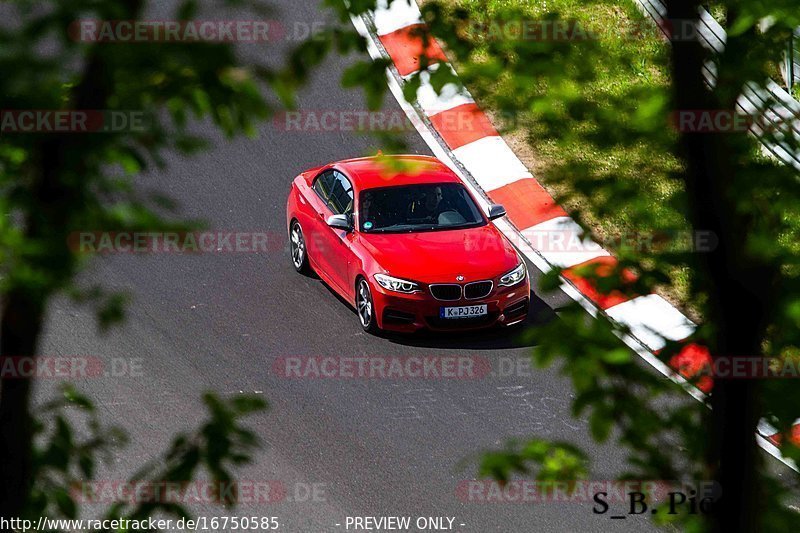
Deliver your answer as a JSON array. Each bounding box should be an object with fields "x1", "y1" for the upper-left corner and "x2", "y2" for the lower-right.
[{"x1": 285, "y1": 155, "x2": 530, "y2": 333}]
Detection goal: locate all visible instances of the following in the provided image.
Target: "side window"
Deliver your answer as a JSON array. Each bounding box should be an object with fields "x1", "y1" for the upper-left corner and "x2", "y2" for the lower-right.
[
  {"x1": 327, "y1": 171, "x2": 354, "y2": 215},
  {"x1": 312, "y1": 170, "x2": 335, "y2": 205}
]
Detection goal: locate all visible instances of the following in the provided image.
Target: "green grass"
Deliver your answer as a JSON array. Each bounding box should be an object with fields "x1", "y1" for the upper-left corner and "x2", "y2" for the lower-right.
[{"x1": 430, "y1": 0, "x2": 693, "y2": 311}]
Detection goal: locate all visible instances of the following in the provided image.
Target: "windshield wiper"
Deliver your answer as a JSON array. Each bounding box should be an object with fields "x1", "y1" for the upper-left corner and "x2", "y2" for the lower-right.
[
  {"x1": 366, "y1": 221, "x2": 482, "y2": 233},
  {"x1": 442, "y1": 221, "x2": 483, "y2": 230}
]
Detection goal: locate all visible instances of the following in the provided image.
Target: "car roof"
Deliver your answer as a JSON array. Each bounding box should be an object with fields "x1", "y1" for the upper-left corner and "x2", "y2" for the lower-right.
[{"x1": 334, "y1": 155, "x2": 461, "y2": 190}]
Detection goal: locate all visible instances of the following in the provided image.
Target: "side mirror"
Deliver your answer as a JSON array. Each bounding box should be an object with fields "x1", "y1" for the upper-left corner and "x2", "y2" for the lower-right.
[
  {"x1": 326, "y1": 213, "x2": 353, "y2": 231},
  {"x1": 488, "y1": 204, "x2": 506, "y2": 221}
]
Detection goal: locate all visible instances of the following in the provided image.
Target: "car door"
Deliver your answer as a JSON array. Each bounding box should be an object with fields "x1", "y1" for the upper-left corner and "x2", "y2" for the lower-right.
[
  {"x1": 321, "y1": 170, "x2": 356, "y2": 298},
  {"x1": 306, "y1": 169, "x2": 337, "y2": 279}
]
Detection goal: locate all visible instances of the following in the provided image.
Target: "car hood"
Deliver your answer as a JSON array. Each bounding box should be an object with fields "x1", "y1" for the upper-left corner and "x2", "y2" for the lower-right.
[{"x1": 358, "y1": 224, "x2": 520, "y2": 284}]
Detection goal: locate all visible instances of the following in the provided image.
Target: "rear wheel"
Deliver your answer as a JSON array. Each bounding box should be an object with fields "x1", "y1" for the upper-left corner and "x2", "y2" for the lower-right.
[
  {"x1": 356, "y1": 278, "x2": 379, "y2": 333},
  {"x1": 290, "y1": 221, "x2": 310, "y2": 274}
]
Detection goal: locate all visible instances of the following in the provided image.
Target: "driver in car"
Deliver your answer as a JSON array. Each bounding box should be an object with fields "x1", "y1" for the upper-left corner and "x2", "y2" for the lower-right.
[{"x1": 409, "y1": 186, "x2": 448, "y2": 221}]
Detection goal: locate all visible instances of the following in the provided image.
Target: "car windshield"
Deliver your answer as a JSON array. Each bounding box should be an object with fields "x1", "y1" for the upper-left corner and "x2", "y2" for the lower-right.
[{"x1": 359, "y1": 183, "x2": 486, "y2": 233}]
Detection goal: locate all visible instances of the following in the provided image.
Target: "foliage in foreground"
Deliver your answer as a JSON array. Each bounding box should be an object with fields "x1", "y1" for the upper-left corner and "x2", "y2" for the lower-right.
[
  {"x1": 327, "y1": 0, "x2": 800, "y2": 531},
  {"x1": 423, "y1": 0, "x2": 800, "y2": 530},
  {"x1": 0, "y1": 0, "x2": 369, "y2": 523},
  {"x1": 30, "y1": 386, "x2": 266, "y2": 531}
]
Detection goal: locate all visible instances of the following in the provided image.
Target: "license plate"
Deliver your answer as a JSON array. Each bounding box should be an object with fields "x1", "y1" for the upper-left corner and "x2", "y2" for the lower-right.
[{"x1": 440, "y1": 304, "x2": 488, "y2": 319}]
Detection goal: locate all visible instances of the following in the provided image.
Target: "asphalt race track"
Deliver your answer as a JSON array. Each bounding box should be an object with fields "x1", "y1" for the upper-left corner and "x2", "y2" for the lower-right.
[{"x1": 33, "y1": 1, "x2": 671, "y2": 531}]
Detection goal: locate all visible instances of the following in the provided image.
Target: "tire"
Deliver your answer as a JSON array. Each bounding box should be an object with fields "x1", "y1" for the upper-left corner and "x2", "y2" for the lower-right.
[
  {"x1": 356, "y1": 278, "x2": 379, "y2": 333},
  {"x1": 289, "y1": 220, "x2": 310, "y2": 274}
]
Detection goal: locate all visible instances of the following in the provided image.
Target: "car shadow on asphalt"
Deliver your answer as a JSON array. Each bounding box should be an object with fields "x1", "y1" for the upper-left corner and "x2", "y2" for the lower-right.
[
  {"x1": 379, "y1": 291, "x2": 558, "y2": 350},
  {"x1": 303, "y1": 267, "x2": 557, "y2": 350}
]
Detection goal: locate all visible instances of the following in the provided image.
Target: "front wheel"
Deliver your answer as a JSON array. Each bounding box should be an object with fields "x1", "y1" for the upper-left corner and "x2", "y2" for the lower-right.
[
  {"x1": 356, "y1": 278, "x2": 379, "y2": 333},
  {"x1": 290, "y1": 221, "x2": 310, "y2": 274}
]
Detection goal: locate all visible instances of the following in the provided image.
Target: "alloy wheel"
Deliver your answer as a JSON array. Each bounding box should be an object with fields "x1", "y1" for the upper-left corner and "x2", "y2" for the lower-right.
[{"x1": 357, "y1": 279, "x2": 373, "y2": 329}]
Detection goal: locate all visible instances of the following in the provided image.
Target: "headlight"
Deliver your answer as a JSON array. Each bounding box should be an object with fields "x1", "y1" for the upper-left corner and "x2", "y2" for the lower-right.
[
  {"x1": 374, "y1": 273, "x2": 420, "y2": 294},
  {"x1": 499, "y1": 262, "x2": 526, "y2": 287}
]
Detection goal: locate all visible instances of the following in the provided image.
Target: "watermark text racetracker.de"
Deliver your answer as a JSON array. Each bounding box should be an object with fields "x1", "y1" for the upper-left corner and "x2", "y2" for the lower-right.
[
  {"x1": 672, "y1": 109, "x2": 800, "y2": 134},
  {"x1": 457, "y1": 18, "x2": 655, "y2": 42},
  {"x1": 458, "y1": 17, "x2": 739, "y2": 44},
  {"x1": 0, "y1": 356, "x2": 143, "y2": 379},
  {"x1": 272, "y1": 109, "x2": 521, "y2": 134},
  {"x1": 71, "y1": 480, "x2": 325, "y2": 504},
  {"x1": 456, "y1": 479, "x2": 719, "y2": 508},
  {"x1": 272, "y1": 355, "x2": 539, "y2": 380},
  {"x1": 679, "y1": 356, "x2": 800, "y2": 379},
  {"x1": 465, "y1": 229, "x2": 718, "y2": 254},
  {"x1": 70, "y1": 19, "x2": 326, "y2": 43},
  {"x1": 69, "y1": 231, "x2": 285, "y2": 254},
  {"x1": 0, "y1": 110, "x2": 148, "y2": 133}
]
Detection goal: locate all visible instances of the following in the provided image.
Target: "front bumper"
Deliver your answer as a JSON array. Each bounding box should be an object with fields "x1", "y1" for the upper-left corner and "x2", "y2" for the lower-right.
[{"x1": 371, "y1": 277, "x2": 531, "y2": 333}]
